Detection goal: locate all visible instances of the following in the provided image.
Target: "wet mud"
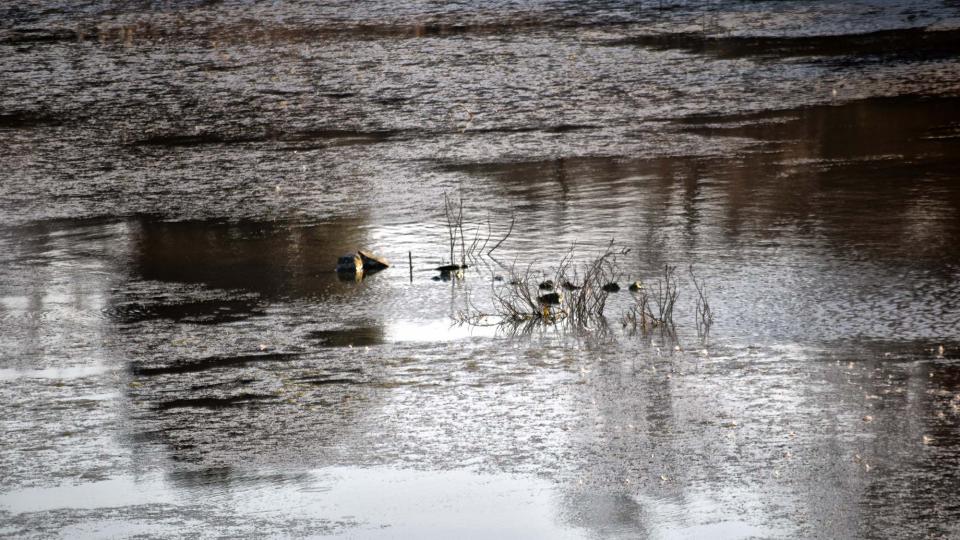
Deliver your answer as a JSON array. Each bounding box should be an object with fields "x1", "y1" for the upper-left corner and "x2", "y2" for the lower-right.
[{"x1": 2, "y1": 1, "x2": 960, "y2": 538}]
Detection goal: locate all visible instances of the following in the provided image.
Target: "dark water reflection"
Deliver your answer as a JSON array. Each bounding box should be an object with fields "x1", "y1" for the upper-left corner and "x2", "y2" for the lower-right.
[
  {"x1": 130, "y1": 218, "x2": 371, "y2": 298},
  {"x1": 2, "y1": 0, "x2": 960, "y2": 538}
]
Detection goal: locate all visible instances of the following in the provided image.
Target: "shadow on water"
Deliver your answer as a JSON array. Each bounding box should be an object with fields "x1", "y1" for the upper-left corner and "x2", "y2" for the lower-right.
[
  {"x1": 111, "y1": 297, "x2": 266, "y2": 325},
  {"x1": 104, "y1": 216, "x2": 382, "y2": 328},
  {"x1": 307, "y1": 326, "x2": 385, "y2": 348},
  {"x1": 130, "y1": 352, "x2": 305, "y2": 376},
  {"x1": 128, "y1": 216, "x2": 373, "y2": 298},
  {"x1": 676, "y1": 95, "x2": 960, "y2": 262},
  {"x1": 450, "y1": 94, "x2": 960, "y2": 265},
  {"x1": 129, "y1": 128, "x2": 401, "y2": 151},
  {"x1": 678, "y1": 95, "x2": 960, "y2": 162},
  {"x1": 606, "y1": 27, "x2": 960, "y2": 61},
  {"x1": 154, "y1": 393, "x2": 276, "y2": 411}
]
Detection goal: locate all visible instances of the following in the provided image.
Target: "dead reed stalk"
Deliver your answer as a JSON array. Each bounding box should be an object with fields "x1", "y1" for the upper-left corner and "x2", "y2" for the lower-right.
[{"x1": 689, "y1": 265, "x2": 713, "y2": 338}]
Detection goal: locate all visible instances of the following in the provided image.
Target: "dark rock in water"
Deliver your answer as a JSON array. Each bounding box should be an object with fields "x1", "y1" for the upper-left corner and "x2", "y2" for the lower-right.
[
  {"x1": 602, "y1": 282, "x2": 620, "y2": 293},
  {"x1": 561, "y1": 280, "x2": 581, "y2": 290},
  {"x1": 538, "y1": 279, "x2": 555, "y2": 290},
  {"x1": 435, "y1": 264, "x2": 467, "y2": 273},
  {"x1": 628, "y1": 280, "x2": 644, "y2": 291},
  {"x1": 538, "y1": 292, "x2": 563, "y2": 305},
  {"x1": 336, "y1": 253, "x2": 363, "y2": 273},
  {"x1": 358, "y1": 250, "x2": 389, "y2": 271}
]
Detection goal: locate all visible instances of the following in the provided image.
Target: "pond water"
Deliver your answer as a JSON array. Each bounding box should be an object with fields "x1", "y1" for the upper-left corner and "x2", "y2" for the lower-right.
[{"x1": 2, "y1": 1, "x2": 960, "y2": 538}]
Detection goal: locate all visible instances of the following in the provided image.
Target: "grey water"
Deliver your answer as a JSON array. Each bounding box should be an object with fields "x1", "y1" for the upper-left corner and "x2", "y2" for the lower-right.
[{"x1": 2, "y1": 1, "x2": 960, "y2": 538}]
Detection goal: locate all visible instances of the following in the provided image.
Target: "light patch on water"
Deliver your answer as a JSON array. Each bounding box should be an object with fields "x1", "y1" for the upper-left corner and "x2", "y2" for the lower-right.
[
  {"x1": 661, "y1": 520, "x2": 773, "y2": 540},
  {"x1": 0, "y1": 296, "x2": 30, "y2": 311},
  {"x1": 289, "y1": 468, "x2": 586, "y2": 539},
  {"x1": 386, "y1": 319, "x2": 497, "y2": 342},
  {"x1": 0, "y1": 467, "x2": 588, "y2": 539},
  {"x1": 58, "y1": 519, "x2": 184, "y2": 540},
  {"x1": 0, "y1": 466, "x2": 791, "y2": 539},
  {"x1": 0, "y1": 365, "x2": 112, "y2": 381},
  {"x1": 637, "y1": 488, "x2": 791, "y2": 540},
  {"x1": 0, "y1": 477, "x2": 175, "y2": 514}
]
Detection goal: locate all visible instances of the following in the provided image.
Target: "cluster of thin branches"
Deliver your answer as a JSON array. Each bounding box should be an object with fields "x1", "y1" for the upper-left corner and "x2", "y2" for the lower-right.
[
  {"x1": 565, "y1": 241, "x2": 628, "y2": 326},
  {"x1": 443, "y1": 192, "x2": 513, "y2": 267},
  {"x1": 454, "y1": 241, "x2": 714, "y2": 339},
  {"x1": 491, "y1": 262, "x2": 563, "y2": 323},
  {"x1": 622, "y1": 264, "x2": 677, "y2": 333},
  {"x1": 621, "y1": 265, "x2": 713, "y2": 339},
  {"x1": 457, "y1": 242, "x2": 630, "y2": 330}
]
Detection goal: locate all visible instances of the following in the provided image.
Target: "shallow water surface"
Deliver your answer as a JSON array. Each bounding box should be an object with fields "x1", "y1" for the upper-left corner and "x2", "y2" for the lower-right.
[{"x1": 2, "y1": 1, "x2": 960, "y2": 538}]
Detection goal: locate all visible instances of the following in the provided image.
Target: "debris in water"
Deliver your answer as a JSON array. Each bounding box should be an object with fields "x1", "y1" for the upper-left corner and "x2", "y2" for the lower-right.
[
  {"x1": 336, "y1": 253, "x2": 363, "y2": 273},
  {"x1": 435, "y1": 263, "x2": 465, "y2": 280},
  {"x1": 337, "y1": 250, "x2": 390, "y2": 274},
  {"x1": 358, "y1": 250, "x2": 390, "y2": 271},
  {"x1": 436, "y1": 264, "x2": 467, "y2": 273}
]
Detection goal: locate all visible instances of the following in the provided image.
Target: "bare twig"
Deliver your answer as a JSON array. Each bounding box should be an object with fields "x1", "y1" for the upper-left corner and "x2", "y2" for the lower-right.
[
  {"x1": 689, "y1": 264, "x2": 713, "y2": 339},
  {"x1": 479, "y1": 216, "x2": 493, "y2": 254},
  {"x1": 443, "y1": 192, "x2": 466, "y2": 266},
  {"x1": 487, "y1": 214, "x2": 515, "y2": 256},
  {"x1": 651, "y1": 264, "x2": 679, "y2": 327}
]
